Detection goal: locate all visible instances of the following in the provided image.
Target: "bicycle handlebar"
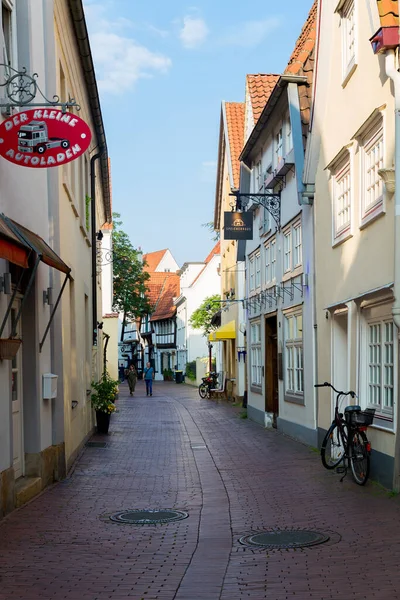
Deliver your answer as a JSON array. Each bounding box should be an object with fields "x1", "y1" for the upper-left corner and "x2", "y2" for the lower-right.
[{"x1": 314, "y1": 382, "x2": 356, "y2": 398}]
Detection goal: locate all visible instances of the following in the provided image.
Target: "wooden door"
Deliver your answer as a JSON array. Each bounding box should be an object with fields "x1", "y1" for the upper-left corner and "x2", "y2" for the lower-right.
[{"x1": 265, "y1": 316, "x2": 278, "y2": 426}]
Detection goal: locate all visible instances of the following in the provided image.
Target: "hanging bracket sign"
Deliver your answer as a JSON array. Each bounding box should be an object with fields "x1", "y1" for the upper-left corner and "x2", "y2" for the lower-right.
[
  {"x1": 0, "y1": 109, "x2": 91, "y2": 168},
  {"x1": 224, "y1": 211, "x2": 253, "y2": 240}
]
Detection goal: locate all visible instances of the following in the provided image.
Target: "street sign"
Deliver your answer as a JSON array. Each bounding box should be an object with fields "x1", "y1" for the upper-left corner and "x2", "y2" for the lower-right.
[
  {"x1": 0, "y1": 109, "x2": 91, "y2": 168},
  {"x1": 224, "y1": 211, "x2": 253, "y2": 240}
]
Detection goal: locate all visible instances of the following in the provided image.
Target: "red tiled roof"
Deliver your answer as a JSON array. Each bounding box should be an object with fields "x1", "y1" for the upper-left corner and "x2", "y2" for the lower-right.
[
  {"x1": 246, "y1": 74, "x2": 280, "y2": 124},
  {"x1": 143, "y1": 249, "x2": 167, "y2": 273},
  {"x1": 377, "y1": 0, "x2": 399, "y2": 26},
  {"x1": 284, "y1": 0, "x2": 318, "y2": 148},
  {"x1": 224, "y1": 103, "x2": 245, "y2": 189},
  {"x1": 150, "y1": 273, "x2": 180, "y2": 321},
  {"x1": 204, "y1": 241, "x2": 220, "y2": 264}
]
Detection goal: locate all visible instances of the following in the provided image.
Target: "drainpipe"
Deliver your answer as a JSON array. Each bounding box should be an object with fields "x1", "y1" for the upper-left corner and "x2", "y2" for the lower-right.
[
  {"x1": 91, "y1": 151, "x2": 102, "y2": 346},
  {"x1": 385, "y1": 49, "x2": 400, "y2": 490}
]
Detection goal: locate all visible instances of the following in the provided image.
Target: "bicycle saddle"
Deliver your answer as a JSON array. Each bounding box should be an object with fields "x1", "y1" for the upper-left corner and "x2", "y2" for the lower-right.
[{"x1": 344, "y1": 405, "x2": 361, "y2": 413}]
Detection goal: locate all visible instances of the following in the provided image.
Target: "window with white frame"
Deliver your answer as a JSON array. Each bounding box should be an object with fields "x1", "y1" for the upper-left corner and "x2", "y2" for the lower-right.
[
  {"x1": 265, "y1": 243, "x2": 271, "y2": 284},
  {"x1": 360, "y1": 118, "x2": 384, "y2": 220},
  {"x1": 2, "y1": 0, "x2": 13, "y2": 69},
  {"x1": 294, "y1": 223, "x2": 302, "y2": 268},
  {"x1": 286, "y1": 113, "x2": 293, "y2": 153},
  {"x1": 271, "y1": 239, "x2": 276, "y2": 281},
  {"x1": 333, "y1": 155, "x2": 351, "y2": 239},
  {"x1": 255, "y1": 160, "x2": 262, "y2": 191},
  {"x1": 275, "y1": 127, "x2": 283, "y2": 166},
  {"x1": 341, "y1": 0, "x2": 356, "y2": 79},
  {"x1": 249, "y1": 256, "x2": 255, "y2": 292},
  {"x1": 284, "y1": 310, "x2": 303, "y2": 396},
  {"x1": 255, "y1": 251, "x2": 261, "y2": 288},
  {"x1": 367, "y1": 319, "x2": 394, "y2": 417},
  {"x1": 283, "y1": 229, "x2": 292, "y2": 273},
  {"x1": 250, "y1": 321, "x2": 262, "y2": 387}
]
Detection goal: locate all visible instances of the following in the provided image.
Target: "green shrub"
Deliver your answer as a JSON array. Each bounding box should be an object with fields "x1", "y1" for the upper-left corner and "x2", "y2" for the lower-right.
[{"x1": 186, "y1": 361, "x2": 196, "y2": 380}]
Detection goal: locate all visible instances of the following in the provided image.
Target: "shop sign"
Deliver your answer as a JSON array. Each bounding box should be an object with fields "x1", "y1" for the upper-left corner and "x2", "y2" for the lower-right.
[
  {"x1": 0, "y1": 109, "x2": 92, "y2": 168},
  {"x1": 224, "y1": 211, "x2": 253, "y2": 240}
]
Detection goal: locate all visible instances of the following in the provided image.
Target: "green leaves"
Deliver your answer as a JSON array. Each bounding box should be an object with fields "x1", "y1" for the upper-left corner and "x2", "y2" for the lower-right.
[
  {"x1": 189, "y1": 294, "x2": 221, "y2": 336},
  {"x1": 112, "y1": 212, "x2": 151, "y2": 321}
]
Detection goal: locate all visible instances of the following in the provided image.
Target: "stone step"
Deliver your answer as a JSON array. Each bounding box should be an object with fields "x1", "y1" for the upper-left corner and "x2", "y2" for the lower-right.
[{"x1": 15, "y1": 476, "x2": 42, "y2": 508}]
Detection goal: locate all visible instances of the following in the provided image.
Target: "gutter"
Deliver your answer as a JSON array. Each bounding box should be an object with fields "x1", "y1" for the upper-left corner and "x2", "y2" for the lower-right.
[
  {"x1": 67, "y1": 0, "x2": 111, "y2": 222},
  {"x1": 240, "y1": 75, "x2": 308, "y2": 166}
]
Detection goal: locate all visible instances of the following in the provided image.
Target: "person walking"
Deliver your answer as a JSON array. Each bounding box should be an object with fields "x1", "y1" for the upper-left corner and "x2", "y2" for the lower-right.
[
  {"x1": 144, "y1": 362, "x2": 154, "y2": 396},
  {"x1": 126, "y1": 364, "x2": 137, "y2": 396}
]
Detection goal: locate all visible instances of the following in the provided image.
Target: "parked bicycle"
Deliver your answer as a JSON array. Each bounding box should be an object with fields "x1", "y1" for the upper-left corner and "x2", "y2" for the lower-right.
[
  {"x1": 315, "y1": 382, "x2": 375, "y2": 485},
  {"x1": 198, "y1": 372, "x2": 219, "y2": 399}
]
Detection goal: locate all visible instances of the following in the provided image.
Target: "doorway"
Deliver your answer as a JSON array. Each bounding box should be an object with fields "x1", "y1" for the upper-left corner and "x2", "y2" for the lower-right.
[
  {"x1": 265, "y1": 314, "x2": 278, "y2": 427},
  {"x1": 11, "y1": 301, "x2": 23, "y2": 479}
]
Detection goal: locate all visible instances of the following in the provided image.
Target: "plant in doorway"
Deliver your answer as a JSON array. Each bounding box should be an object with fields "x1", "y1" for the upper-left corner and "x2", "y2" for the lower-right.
[
  {"x1": 91, "y1": 372, "x2": 119, "y2": 434},
  {"x1": 163, "y1": 368, "x2": 174, "y2": 381}
]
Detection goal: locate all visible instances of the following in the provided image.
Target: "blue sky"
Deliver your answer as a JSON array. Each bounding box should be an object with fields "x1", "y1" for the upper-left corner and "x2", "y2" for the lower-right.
[{"x1": 84, "y1": 0, "x2": 314, "y2": 266}]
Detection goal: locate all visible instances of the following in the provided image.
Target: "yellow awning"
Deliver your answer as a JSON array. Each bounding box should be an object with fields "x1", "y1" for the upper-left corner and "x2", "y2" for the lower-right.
[{"x1": 209, "y1": 320, "x2": 236, "y2": 342}]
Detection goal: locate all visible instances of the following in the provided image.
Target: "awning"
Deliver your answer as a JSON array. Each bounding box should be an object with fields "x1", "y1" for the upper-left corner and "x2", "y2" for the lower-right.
[
  {"x1": 209, "y1": 320, "x2": 236, "y2": 342},
  {"x1": 4, "y1": 217, "x2": 71, "y2": 274},
  {"x1": 0, "y1": 217, "x2": 30, "y2": 269}
]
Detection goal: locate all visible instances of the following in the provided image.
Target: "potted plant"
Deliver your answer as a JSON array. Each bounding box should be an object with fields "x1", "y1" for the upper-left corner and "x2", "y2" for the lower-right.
[
  {"x1": 91, "y1": 372, "x2": 119, "y2": 434},
  {"x1": 163, "y1": 368, "x2": 173, "y2": 381}
]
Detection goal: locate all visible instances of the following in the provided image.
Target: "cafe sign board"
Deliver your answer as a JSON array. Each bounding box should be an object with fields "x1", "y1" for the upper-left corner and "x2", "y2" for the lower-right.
[
  {"x1": 0, "y1": 109, "x2": 91, "y2": 168},
  {"x1": 224, "y1": 211, "x2": 253, "y2": 240}
]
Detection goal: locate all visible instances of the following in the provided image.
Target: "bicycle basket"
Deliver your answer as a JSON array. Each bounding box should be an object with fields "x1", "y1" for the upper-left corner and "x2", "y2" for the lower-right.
[{"x1": 351, "y1": 408, "x2": 375, "y2": 426}]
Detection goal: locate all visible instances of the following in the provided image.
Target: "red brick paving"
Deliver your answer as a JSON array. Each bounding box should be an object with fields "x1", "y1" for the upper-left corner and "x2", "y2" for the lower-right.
[{"x1": 1, "y1": 382, "x2": 400, "y2": 599}]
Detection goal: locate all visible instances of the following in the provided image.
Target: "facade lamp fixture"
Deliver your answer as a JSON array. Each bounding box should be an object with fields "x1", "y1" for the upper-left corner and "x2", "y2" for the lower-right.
[
  {"x1": 378, "y1": 168, "x2": 395, "y2": 194},
  {"x1": 96, "y1": 230, "x2": 104, "y2": 241}
]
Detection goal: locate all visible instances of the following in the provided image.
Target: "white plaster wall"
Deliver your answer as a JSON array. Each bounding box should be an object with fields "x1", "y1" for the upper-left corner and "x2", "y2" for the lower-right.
[
  {"x1": 156, "y1": 250, "x2": 179, "y2": 273},
  {"x1": 101, "y1": 229, "x2": 113, "y2": 315}
]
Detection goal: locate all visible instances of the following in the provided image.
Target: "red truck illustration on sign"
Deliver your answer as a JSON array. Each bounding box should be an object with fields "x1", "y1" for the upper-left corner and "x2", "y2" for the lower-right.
[{"x1": 0, "y1": 108, "x2": 91, "y2": 168}]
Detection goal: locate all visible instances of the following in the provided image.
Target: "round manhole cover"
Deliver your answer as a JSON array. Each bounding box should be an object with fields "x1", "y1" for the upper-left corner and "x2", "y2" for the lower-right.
[
  {"x1": 109, "y1": 509, "x2": 188, "y2": 524},
  {"x1": 239, "y1": 529, "x2": 330, "y2": 549}
]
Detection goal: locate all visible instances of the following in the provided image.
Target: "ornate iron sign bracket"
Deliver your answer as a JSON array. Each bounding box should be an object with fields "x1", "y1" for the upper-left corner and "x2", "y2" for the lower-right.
[
  {"x1": 230, "y1": 191, "x2": 281, "y2": 230},
  {"x1": 0, "y1": 65, "x2": 80, "y2": 114}
]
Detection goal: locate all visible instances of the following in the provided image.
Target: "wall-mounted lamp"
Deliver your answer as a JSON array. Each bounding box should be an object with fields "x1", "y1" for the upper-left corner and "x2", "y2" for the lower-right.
[
  {"x1": 0, "y1": 272, "x2": 11, "y2": 295},
  {"x1": 96, "y1": 230, "x2": 104, "y2": 241},
  {"x1": 378, "y1": 168, "x2": 395, "y2": 193},
  {"x1": 97, "y1": 321, "x2": 103, "y2": 330},
  {"x1": 43, "y1": 287, "x2": 53, "y2": 305}
]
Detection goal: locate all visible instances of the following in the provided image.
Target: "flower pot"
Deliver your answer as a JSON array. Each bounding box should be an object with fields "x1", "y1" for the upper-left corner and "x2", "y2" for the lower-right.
[
  {"x1": 96, "y1": 410, "x2": 111, "y2": 434},
  {"x1": 0, "y1": 338, "x2": 22, "y2": 360}
]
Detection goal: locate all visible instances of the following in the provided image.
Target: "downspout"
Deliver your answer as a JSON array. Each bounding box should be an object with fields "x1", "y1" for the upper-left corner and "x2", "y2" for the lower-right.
[
  {"x1": 91, "y1": 151, "x2": 102, "y2": 346},
  {"x1": 384, "y1": 49, "x2": 400, "y2": 490}
]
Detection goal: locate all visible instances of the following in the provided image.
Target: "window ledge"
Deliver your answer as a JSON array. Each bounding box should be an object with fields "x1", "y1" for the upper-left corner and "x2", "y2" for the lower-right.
[
  {"x1": 342, "y1": 62, "x2": 357, "y2": 88},
  {"x1": 250, "y1": 385, "x2": 262, "y2": 395},
  {"x1": 360, "y1": 200, "x2": 385, "y2": 229},
  {"x1": 332, "y1": 228, "x2": 352, "y2": 248},
  {"x1": 281, "y1": 266, "x2": 303, "y2": 283},
  {"x1": 284, "y1": 393, "x2": 304, "y2": 406}
]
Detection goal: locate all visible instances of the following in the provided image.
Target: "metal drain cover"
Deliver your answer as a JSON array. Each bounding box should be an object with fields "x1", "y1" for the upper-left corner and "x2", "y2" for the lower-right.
[
  {"x1": 85, "y1": 441, "x2": 107, "y2": 448},
  {"x1": 109, "y1": 509, "x2": 188, "y2": 524},
  {"x1": 239, "y1": 529, "x2": 330, "y2": 549}
]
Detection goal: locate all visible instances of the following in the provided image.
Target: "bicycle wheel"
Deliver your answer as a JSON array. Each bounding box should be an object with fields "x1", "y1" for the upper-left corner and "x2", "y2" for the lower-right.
[
  {"x1": 198, "y1": 384, "x2": 208, "y2": 399},
  {"x1": 321, "y1": 422, "x2": 347, "y2": 469},
  {"x1": 349, "y1": 430, "x2": 370, "y2": 485}
]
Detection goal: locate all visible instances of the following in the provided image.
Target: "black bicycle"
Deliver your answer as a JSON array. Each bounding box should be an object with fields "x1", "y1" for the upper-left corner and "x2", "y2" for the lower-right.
[
  {"x1": 315, "y1": 382, "x2": 375, "y2": 485},
  {"x1": 198, "y1": 372, "x2": 219, "y2": 399}
]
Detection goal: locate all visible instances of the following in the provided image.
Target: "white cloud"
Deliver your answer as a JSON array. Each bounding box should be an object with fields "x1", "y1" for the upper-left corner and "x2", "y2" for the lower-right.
[
  {"x1": 179, "y1": 16, "x2": 209, "y2": 49},
  {"x1": 219, "y1": 17, "x2": 280, "y2": 48},
  {"x1": 84, "y1": 2, "x2": 172, "y2": 94}
]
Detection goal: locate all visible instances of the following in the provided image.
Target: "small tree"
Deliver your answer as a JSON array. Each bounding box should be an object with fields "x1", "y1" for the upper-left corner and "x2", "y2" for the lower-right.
[
  {"x1": 112, "y1": 213, "x2": 151, "y2": 337},
  {"x1": 189, "y1": 294, "x2": 221, "y2": 337}
]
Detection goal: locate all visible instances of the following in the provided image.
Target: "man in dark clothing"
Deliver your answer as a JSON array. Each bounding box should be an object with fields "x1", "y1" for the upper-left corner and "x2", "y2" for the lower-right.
[{"x1": 126, "y1": 364, "x2": 137, "y2": 396}]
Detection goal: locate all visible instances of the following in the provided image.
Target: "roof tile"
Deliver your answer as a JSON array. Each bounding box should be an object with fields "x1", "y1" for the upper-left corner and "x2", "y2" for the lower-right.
[
  {"x1": 150, "y1": 273, "x2": 180, "y2": 321},
  {"x1": 246, "y1": 74, "x2": 280, "y2": 124},
  {"x1": 224, "y1": 103, "x2": 245, "y2": 189},
  {"x1": 143, "y1": 249, "x2": 168, "y2": 272},
  {"x1": 377, "y1": 0, "x2": 399, "y2": 27}
]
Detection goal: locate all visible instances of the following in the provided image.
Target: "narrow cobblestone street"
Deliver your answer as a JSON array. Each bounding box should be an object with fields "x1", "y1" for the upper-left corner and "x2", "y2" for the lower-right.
[{"x1": 1, "y1": 382, "x2": 400, "y2": 599}]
